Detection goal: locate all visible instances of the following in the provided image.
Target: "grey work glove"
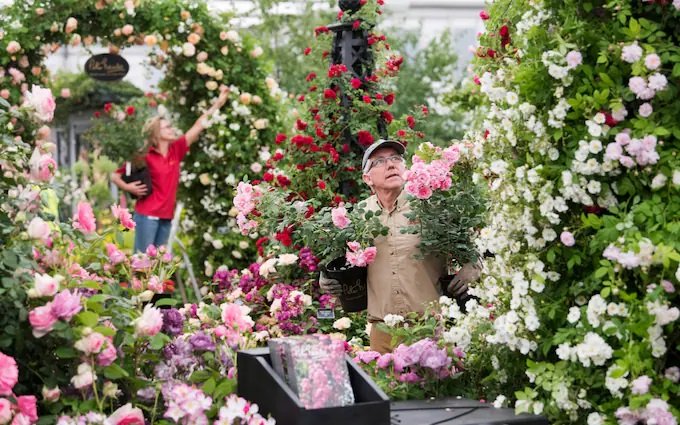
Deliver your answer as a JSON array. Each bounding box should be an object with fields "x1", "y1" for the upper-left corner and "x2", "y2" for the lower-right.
[
  {"x1": 319, "y1": 271, "x2": 342, "y2": 296},
  {"x1": 446, "y1": 260, "x2": 483, "y2": 297}
]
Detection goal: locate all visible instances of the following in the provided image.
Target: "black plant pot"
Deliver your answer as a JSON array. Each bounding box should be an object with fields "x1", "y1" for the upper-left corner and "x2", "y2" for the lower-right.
[{"x1": 324, "y1": 257, "x2": 368, "y2": 312}]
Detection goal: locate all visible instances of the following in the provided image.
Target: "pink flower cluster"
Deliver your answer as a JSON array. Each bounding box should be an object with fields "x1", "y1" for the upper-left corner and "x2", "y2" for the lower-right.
[
  {"x1": 355, "y1": 338, "x2": 460, "y2": 383},
  {"x1": 110, "y1": 204, "x2": 135, "y2": 230},
  {"x1": 73, "y1": 332, "x2": 117, "y2": 366},
  {"x1": 604, "y1": 132, "x2": 659, "y2": 168},
  {"x1": 234, "y1": 182, "x2": 261, "y2": 234},
  {"x1": 219, "y1": 303, "x2": 255, "y2": 346},
  {"x1": 615, "y1": 399, "x2": 676, "y2": 425},
  {"x1": 628, "y1": 73, "x2": 667, "y2": 100},
  {"x1": 404, "y1": 144, "x2": 461, "y2": 200},
  {"x1": 28, "y1": 289, "x2": 82, "y2": 338},
  {"x1": 0, "y1": 352, "x2": 39, "y2": 424},
  {"x1": 266, "y1": 283, "x2": 315, "y2": 335},
  {"x1": 162, "y1": 382, "x2": 212, "y2": 424},
  {"x1": 345, "y1": 241, "x2": 377, "y2": 267},
  {"x1": 215, "y1": 394, "x2": 274, "y2": 425}
]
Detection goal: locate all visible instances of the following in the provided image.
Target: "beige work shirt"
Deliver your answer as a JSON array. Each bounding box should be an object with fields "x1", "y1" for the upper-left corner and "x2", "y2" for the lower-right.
[{"x1": 364, "y1": 190, "x2": 445, "y2": 322}]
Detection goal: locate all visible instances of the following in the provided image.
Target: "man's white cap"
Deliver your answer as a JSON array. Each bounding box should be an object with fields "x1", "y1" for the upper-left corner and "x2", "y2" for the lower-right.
[{"x1": 361, "y1": 139, "x2": 406, "y2": 172}]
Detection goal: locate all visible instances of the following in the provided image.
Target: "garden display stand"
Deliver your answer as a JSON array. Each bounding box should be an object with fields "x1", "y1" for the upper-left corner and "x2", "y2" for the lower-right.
[{"x1": 237, "y1": 348, "x2": 549, "y2": 425}]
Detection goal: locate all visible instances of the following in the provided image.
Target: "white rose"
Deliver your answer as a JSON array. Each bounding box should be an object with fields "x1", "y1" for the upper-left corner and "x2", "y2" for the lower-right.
[
  {"x1": 238, "y1": 241, "x2": 249, "y2": 249},
  {"x1": 182, "y1": 42, "x2": 195, "y2": 57},
  {"x1": 277, "y1": 254, "x2": 298, "y2": 266},
  {"x1": 253, "y1": 118, "x2": 268, "y2": 130},
  {"x1": 650, "y1": 173, "x2": 667, "y2": 190},
  {"x1": 333, "y1": 317, "x2": 352, "y2": 330},
  {"x1": 250, "y1": 46, "x2": 263, "y2": 58},
  {"x1": 199, "y1": 173, "x2": 211, "y2": 185},
  {"x1": 27, "y1": 216, "x2": 50, "y2": 240},
  {"x1": 225, "y1": 30, "x2": 240, "y2": 42},
  {"x1": 212, "y1": 239, "x2": 224, "y2": 249},
  {"x1": 23, "y1": 85, "x2": 56, "y2": 122},
  {"x1": 205, "y1": 81, "x2": 218, "y2": 91}
]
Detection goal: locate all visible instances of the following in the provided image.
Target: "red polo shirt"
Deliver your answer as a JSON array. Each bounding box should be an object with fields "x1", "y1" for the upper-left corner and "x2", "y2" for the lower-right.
[{"x1": 117, "y1": 136, "x2": 189, "y2": 219}]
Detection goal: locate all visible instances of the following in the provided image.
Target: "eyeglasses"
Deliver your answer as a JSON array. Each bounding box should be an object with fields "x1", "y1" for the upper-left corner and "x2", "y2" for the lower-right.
[{"x1": 368, "y1": 155, "x2": 404, "y2": 170}]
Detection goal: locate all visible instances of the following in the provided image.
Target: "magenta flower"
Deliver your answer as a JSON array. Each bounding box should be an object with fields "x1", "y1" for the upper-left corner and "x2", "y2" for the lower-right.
[
  {"x1": 51, "y1": 290, "x2": 82, "y2": 321},
  {"x1": 106, "y1": 243, "x2": 126, "y2": 265},
  {"x1": 111, "y1": 204, "x2": 136, "y2": 230}
]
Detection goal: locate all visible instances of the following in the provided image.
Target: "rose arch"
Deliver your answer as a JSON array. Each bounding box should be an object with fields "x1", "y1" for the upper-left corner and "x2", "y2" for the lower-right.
[{"x1": 1, "y1": 0, "x2": 282, "y2": 272}]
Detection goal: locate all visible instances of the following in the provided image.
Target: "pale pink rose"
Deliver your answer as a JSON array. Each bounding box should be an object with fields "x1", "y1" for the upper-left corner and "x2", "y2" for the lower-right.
[
  {"x1": 331, "y1": 204, "x2": 350, "y2": 229},
  {"x1": 72, "y1": 201, "x2": 96, "y2": 234},
  {"x1": 96, "y1": 339, "x2": 117, "y2": 366},
  {"x1": 135, "y1": 305, "x2": 163, "y2": 337},
  {"x1": 560, "y1": 231, "x2": 575, "y2": 247},
  {"x1": 124, "y1": 0, "x2": 135, "y2": 13},
  {"x1": 131, "y1": 255, "x2": 152, "y2": 271},
  {"x1": 631, "y1": 375, "x2": 652, "y2": 395},
  {"x1": 250, "y1": 46, "x2": 264, "y2": 58},
  {"x1": 214, "y1": 325, "x2": 228, "y2": 338},
  {"x1": 0, "y1": 352, "x2": 19, "y2": 395},
  {"x1": 121, "y1": 24, "x2": 134, "y2": 36},
  {"x1": 41, "y1": 386, "x2": 60, "y2": 402},
  {"x1": 22, "y1": 85, "x2": 56, "y2": 122},
  {"x1": 70, "y1": 363, "x2": 95, "y2": 390},
  {"x1": 644, "y1": 53, "x2": 661, "y2": 70},
  {"x1": 8, "y1": 68, "x2": 25, "y2": 84},
  {"x1": 16, "y1": 396, "x2": 37, "y2": 422},
  {"x1": 60, "y1": 88, "x2": 70, "y2": 98},
  {"x1": 219, "y1": 31, "x2": 228, "y2": 41},
  {"x1": 106, "y1": 243, "x2": 126, "y2": 265},
  {"x1": 33, "y1": 273, "x2": 60, "y2": 297},
  {"x1": 110, "y1": 204, "x2": 135, "y2": 229},
  {"x1": 0, "y1": 89, "x2": 9, "y2": 99},
  {"x1": 621, "y1": 42, "x2": 642, "y2": 63},
  {"x1": 65, "y1": 17, "x2": 78, "y2": 34},
  {"x1": 196, "y1": 51, "x2": 208, "y2": 62},
  {"x1": 27, "y1": 217, "x2": 50, "y2": 241},
  {"x1": 51, "y1": 290, "x2": 82, "y2": 321},
  {"x1": 107, "y1": 403, "x2": 144, "y2": 425},
  {"x1": 182, "y1": 42, "x2": 195, "y2": 57},
  {"x1": 661, "y1": 280, "x2": 675, "y2": 293},
  {"x1": 0, "y1": 398, "x2": 11, "y2": 423},
  {"x1": 34, "y1": 154, "x2": 57, "y2": 182},
  {"x1": 638, "y1": 103, "x2": 653, "y2": 118},
  {"x1": 566, "y1": 50, "x2": 582, "y2": 69},
  {"x1": 347, "y1": 241, "x2": 361, "y2": 252},
  {"x1": 619, "y1": 156, "x2": 635, "y2": 168},
  {"x1": 143, "y1": 35, "x2": 157, "y2": 46},
  {"x1": 221, "y1": 303, "x2": 254, "y2": 332},
  {"x1": 363, "y1": 246, "x2": 377, "y2": 264},
  {"x1": 6, "y1": 41, "x2": 21, "y2": 54},
  {"x1": 74, "y1": 332, "x2": 106, "y2": 355},
  {"x1": 147, "y1": 276, "x2": 163, "y2": 293},
  {"x1": 29, "y1": 303, "x2": 58, "y2": 337}
]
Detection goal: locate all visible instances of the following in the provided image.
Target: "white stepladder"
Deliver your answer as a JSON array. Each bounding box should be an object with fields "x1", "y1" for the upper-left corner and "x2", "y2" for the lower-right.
[{"x1": 166, "y1": 202, "x2": 201, "y2": 303}]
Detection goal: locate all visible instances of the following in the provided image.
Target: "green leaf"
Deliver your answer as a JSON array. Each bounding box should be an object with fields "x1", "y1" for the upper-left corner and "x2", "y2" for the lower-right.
[
  {"x1": 77, "y1": 311, "x2": 99, "y2": 327},
  {"x1": 189, "y1": 370, "x2": 213, "y2": 383},
  {"x1": 203, "y1": 378, "x2": 216, "y2": 395},
  {"x1": 594, "y1": 267, "x2": 609, "y2": 279},
  {"x1": 55, "y1": 347, "x2": 78, "y2": 359},
  {"x1": 155, "y1": 298, "x2": 179, "y2": 307},
  {"x1": 103, "y1": 363, "x2": 129, "y2": 380},
  {"x1": 93, "y1": 326, "x2": 116, "y2": 337},
  {"x1": 213, "y1": 379, "x2": 237, "y2": 400},
  {"x1": 601, "y1": 287, "x2": 611, "y2": 298},
  {"x1": 149, "y1": 332, "x2": 170, "y2": 350}
]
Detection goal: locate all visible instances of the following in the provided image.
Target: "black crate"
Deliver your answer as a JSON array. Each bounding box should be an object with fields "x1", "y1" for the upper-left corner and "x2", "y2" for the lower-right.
[
  {"x1": 237, "y1": 347, "x2": 391, "y2": 425},
  {"x1": 390, "y1": 398, "x2": 549, "y2": 425}
]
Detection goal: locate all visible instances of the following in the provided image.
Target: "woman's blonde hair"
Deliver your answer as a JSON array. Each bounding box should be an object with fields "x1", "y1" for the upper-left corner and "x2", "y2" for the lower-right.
[{"x1": 133, "y1": 116, "x2": 164, "y2": 167}]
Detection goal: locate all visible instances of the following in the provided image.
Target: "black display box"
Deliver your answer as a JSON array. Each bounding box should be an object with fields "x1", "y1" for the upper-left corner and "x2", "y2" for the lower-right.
[
  {"x1": 391, "y1": 398, "x2": 549, "y2": 425},
  {"x1": 237, "y1": 347, "x2": 391, "y2": 425}
]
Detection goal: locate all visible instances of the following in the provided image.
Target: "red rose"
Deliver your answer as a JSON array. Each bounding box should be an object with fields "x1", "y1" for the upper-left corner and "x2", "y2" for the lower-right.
[
  {"x1": 93, "y1": 111, "x2": 101, "y2": 118},
  {"x1": 342, "y1": 143, "x2": 350, "y2": 154},
  {"x1": 362, "y1": 95, "x2": 372, "y2": 104},
  {"x1": 296, "y1": 119, "x2": 308, "y2": 130},
  {"x1": 396, "y1": 129, "x2": 407, "y2": 137},
  {"x1": 297, "y1": 95, "x2": 305, "y2": 102},
  {"x1": 305, "y1": 205, "x2": 315, "y2": 219},
  {"x1": 480, "y1": 10, "x2": 490, "y2": 20},
  {"x1": 499, "y1": 25, "x2": 509, "y2": 38},
  {"x1": 356, "y1": 130, "x2": 374, "y2": 147},
  {"x1": 323, "y1": 88, "x2": 337, "y2": 99},
  {"x1": 104, "y1": 102, "x2": 113, "y2": 113},
  {"x1": 384, "y1": 93, "x2": 395, "y2": 105},
  {"x1": 352, "y1": 20, "x2": 361, "y2": 30},
  {"x1": 406, "y1": 115, "x2": 415, "y2": 129},
  {"x1": 263, "y1": 172, "x2": 274, "y2": 182},
  {"x1": 350, "y1": 78, "x2": 362, "y2": 89},
  {"x1": 306, "y1": 72, "x2": 316, "y2": 82},
  {"x1": 276, "y1": 174, "x2": 291, "y2": 186},
  {"x1": 317, "y1": 180, "x2": 326, "y2": 190},
  {"x1": 275, "y1": 133, "x2": 287, "y2": 144},
  {"x1": 126, "y1": 106, "x2": 135, "y2": 115},
  {"x1": 303, "y1": 47, "x2": 312, "y2": 55},
  {"x1": 604, "y1": 112, "x2": 618, "y2": 127},
  {"x1": 381, "y1": 110, "x2": 394, "y2": 124},
  {"x1": 337, "y1": 10, "x2": 344, "y2": 19},
  {"x1": 272, "y1": 152, "x2": 283, "y2": 161},
  {"x1": 315, "y1": 127, "x2": 327, "y2": 139},
  {"x1": 421, "y1": 105, "x2": 429, "y2": 116},
  {"x1": 487, "y1": 48, "x2": 496, "y2": 58},
  {"x1": 314, "y1": 26, "x2": 329, "y2": 36},
  {"x1": 473, "y1": 75, "x2": 481, "y2": 85}
]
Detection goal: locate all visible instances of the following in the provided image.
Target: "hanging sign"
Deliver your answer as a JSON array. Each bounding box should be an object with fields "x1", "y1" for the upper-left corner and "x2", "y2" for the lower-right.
[{"x1": 84, "y1": 53, "x2": 129, "y2": 81}]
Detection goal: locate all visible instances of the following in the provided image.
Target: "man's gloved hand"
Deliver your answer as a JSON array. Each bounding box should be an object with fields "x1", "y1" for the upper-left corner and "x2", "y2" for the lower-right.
[
  {"x1": 446, "y1": 260, "x2": 483, "y2": 297},
  {"x1": 319, "y1": 271, "x2": 342, "y2": 296}
]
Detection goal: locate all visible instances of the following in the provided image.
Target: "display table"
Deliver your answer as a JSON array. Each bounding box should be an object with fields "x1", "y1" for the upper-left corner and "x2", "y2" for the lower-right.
[{"x1": 237, "y1": 348, "x2": 548, "y2": 425}]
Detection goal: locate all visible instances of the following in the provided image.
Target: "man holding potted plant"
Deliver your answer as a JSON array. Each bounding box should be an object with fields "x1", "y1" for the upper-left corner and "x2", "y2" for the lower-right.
[{"x1": 320, "y1": 139, "x2": 482, "y2": 353}]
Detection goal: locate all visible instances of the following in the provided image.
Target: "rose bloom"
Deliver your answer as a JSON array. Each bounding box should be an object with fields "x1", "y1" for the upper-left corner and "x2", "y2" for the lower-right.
[
  {"x1": 6, "y1": 41, "x2": 21, "y2": 54},
  {"x1": 0, "y1": 352, "x2": 19, "y2": 395},
  {"x1": 33, "y1": 273, "x2": 60, "y2": 297},
  {"x1": 182, "y1": 42, "x2": 195, "y2": 57},
  {"x1": 187, "y1": 32, "x2": 201, "y2": 45},
  {"x1": 560, "y1": 231, "x2": 575, "y2": 246},
  {"x1": 250, "y1": 46, "x2": 264, "y2": 58},
  {"x1": 239, "y1": 93, "x2": 252, "y2": 105},
  {"x1": 135, "y1": 305, "x2": 163, "y2": 337},
  {"x1": 51, "y1": 289, "x2": 82, "y2": 320},
  {"x1": 121, "y1": 24, "x2": 134, "y2": 36},
  {"x1": 16, "y1": 395, "x2": 38, "y2": 422},
  {"x1": 0, "y1": 89, "x2": 9, "y2": 99},
  {"x1": 65, "y1": 17, "x2": 78, "y2": 34},
  {"x1": 196, "y1": 51, "x2": 208, "y2": 62},
  {"x1": 107, "y1": 403, "x2": 145, "y2": 425},
  {"x1": 0, "y1": 399, "x2": 12, "y2": 423},
  {"x1": 42, "y1": 386, "x2": 61, "y2": 402},
  {"x1": 111, "y1": 204, "x2": 135, "y2": 229},
  {"x1": 27, "y1": 216, "x2": 50, "y2": 241},
  {"x1": 144, "y1": 34, "x2": 157, "y2": 46},
  {"x1": 225, "y1": 30, "x2": 240, "y2": 42},
  {"x1": 23, "y1": 84, "x2": 56, "y2": 122},
  {"x1": 72, "y1": 201, "x2": 96, "y2": 234},
  {"x1": 333, "y1": 317, "x2": 352, "y2": 330},
  {"x1": 74, "y1": 332, "x2": 106, "y2": 355},
  {"x1": 29, "y1": 303, "x2": 58, "y2": 338},
  {"x1": 644, "y1": 53, "x2": 661, "y2": 70}
]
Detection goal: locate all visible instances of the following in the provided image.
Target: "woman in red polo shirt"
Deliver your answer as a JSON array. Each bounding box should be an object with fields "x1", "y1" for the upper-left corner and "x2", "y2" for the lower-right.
[{"x1": 111, "y1": 88, "x2": 229, "y2": 252}]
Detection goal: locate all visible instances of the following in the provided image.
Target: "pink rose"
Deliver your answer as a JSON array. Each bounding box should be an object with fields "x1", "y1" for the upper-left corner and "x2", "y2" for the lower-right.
[
  {"x1": 6, "y1": 41, "x2": 21, "y2": 54},
  {"x1": 29, "y1": 304, "x2": 58, "y2": 338},
  {"x1": 0, "y1": 398, "x2": 11, "y2": 423},
  {"x1": 27, "y1": 217, "x2": 50, "y2": 241},
  {"x1": 72, "y1": 201, "x2": 96, "y2": 234},
  {"x1": 631, "y1": 375, "x2": 652, "y2": 395},
  {"x1": 135, "y1": 305, "x2": 163, "y2": 337},
  {"x1": 147, "y1": 276, "x2": 163, "y2": 293},
  {"x1": 0, "y1": 352, "x2": 19, "y2": 396},
  {"x1": 0, "y1": 89, "x2": 9, "y2": 99},
  {"x1": 121, "y1": 24, "x2": 134, "y2": 36},
  {"x1": 96, "y1": 339, "x2": 117, "y2": 366},
  {"x1": 107, "y1": 403, "x2": 144, "y2": 425},
  {"x1": 74, "y1": 332, "x2": 106, "y2": 355},
  {"x1": 22, "y1": 85, "x2": 55, "y2": 122},
  {"x1": 661, "y1": 280, "x2": 675, "y2": 293},
  {"x1": 221, "y1": 303, "x2": 254, "y2": 332},
  {"x1": 33, "y1": 273, "x2": 60, "y2": 297},
  {"x1": 111, "y1": 205, "x2": 135, "y2": 230},
  {"x1": 331, "y1": 204, "x2": 350, "y2": 229},
  {"x1": 41, "y1": 386, "x2": 60, "y2": 402},
  {"x1": 65, "y1": 17, "x2": 78, "y2": 34},
  {"x1": 560, "y1": 231, "x2": 575, "y2": 247},
  {"x1": 16, "y1": 396, "x2": 38, "y2": 422},
  {"x1": 106, "y1": 243, "x2": 126, "y2": 265},
  {"x1": 51, "y1": 290, "x2": 82, "y2": 321},
  {"x1": 60, "y1": 88, "x2": 70, "y2": 98}
]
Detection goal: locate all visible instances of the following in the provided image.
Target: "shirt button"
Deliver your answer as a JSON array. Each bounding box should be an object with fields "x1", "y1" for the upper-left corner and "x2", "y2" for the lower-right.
[
  {"x1": 392, "y1": 271, "x2": 396, "y2": 275},
  {"x1": 394, "y1": 290, "x2": 399, "y2": 295}
]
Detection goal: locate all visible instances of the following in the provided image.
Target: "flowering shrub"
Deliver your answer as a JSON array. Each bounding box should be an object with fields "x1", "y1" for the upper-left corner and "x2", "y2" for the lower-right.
[
  {"x1": 444, "y1": 0, "x2": 680, "y2": 422},
  {"x1": 402, "y1": 142, "x2": 487, "y2": 267}
]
